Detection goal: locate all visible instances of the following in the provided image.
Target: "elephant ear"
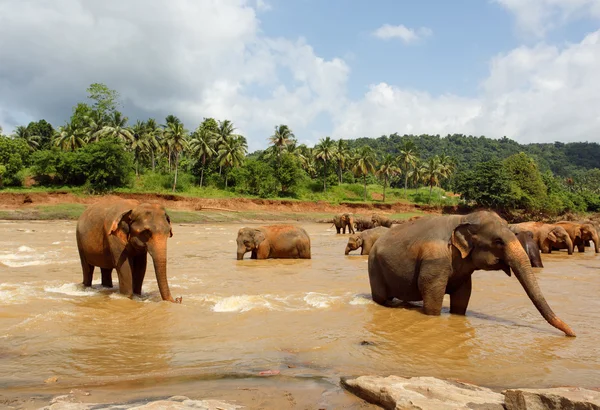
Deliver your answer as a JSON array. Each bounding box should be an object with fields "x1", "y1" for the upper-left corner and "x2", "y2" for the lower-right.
[
  {"x1": 252, "y1": 229, "x2": 266, "y2": 246},
  {"x1": 451, "y1": 223, "x2": 474, "y2": 259},
  {"x1": 110, "y1": 210, "x2": 133, "y2": 236},
  {"x1": 547, "y1": 229, "x2": 558, "y2": 242},
  {"x1": 166, "y1": 213, "x2": 173, "y2": 238}
]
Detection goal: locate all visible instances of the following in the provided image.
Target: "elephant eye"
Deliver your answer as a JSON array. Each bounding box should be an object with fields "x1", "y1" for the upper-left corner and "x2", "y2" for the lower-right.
[{"x1": 494, "y1": 238, "x2": 504, "y2": 246}]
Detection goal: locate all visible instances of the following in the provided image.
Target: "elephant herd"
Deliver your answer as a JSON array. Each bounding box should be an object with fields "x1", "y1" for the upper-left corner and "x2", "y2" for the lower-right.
[{"x1": 75, "y1": 199, "x2": 598, "y2": 338}]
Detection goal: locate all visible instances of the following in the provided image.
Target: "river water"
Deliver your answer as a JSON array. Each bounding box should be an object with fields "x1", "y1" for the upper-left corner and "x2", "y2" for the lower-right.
[{"x1": 1, "y1": 220, "x2": 599, "y2": 408}]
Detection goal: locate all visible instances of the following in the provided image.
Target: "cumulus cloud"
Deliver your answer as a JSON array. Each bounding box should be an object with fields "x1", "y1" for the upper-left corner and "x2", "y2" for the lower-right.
[
  {"x1": 494, "y1": 0, "x2": 600, "y2": 37},
  {"x1": 372, "y1": 24, "x2": 432, "y2": 43}
]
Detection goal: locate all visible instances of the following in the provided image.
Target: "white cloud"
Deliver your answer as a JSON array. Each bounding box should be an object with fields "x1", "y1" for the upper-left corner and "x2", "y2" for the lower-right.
[
  {"x1": 494, "y1": 0, "x2": 600, "y2": 37},
  {"x1": 331, "y1": 30, "x2": 600, "y2": 144},
  {"x1": 372, "y1": 24, "x2": 432, "y2": 43}
]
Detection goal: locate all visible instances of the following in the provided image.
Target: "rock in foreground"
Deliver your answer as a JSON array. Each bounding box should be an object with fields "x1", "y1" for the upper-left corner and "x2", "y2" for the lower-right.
[
  {"x1": 340, "y1": 375, "x2": 504, "y2": 409},
  {"x1": 42, "y1": 394, "x2": 242, "y2": 410},
  {"x1": 503, "y1": 387, "x2": 600, "y2": 409}
]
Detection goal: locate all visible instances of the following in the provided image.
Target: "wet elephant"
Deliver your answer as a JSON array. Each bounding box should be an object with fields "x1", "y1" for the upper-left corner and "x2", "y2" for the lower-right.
[
  {"x1": 510, "y1": 222, "x2": 574, "y2": 255},
  {"x1": 236, "y1": 224, "x2": 311, "y2": 259},
  {"x1": 345, "y1": 227, "x2": 389, "y2": 255},
  {"x1": 368, "y1": 210, "x2": 575, "y2": 337},
  {"x1": 354, "y1": 218, "x2": 375, "y2": 232},
  {"x1": 332, "y1": 213, "x2": 355, "y2": 234},
  {"x1": 371, "y1": 213, "x2": 393, "y2": 228},
  {"x1": 76, "y1": 199, "x2": 181, "y2": 303},
  {"x1": 514, "y1": 230, "x2": 543, "y2": 268},
  {"x1": 556, "y1": 221, "x2": 599, "y2": 253}
]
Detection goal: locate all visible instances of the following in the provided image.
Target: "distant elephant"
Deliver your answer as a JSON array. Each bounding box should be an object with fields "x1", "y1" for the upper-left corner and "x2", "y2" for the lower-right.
[
  {"x1": 510, "y1": 222, "x2": 574, "y2": 255},
  {"x1": 514, "y1": 230, "x2": 543, "y2": 268},
  {"x1": 354, "y1": 218, "x2": 375, "y2": 232},
  {"x1": 332, "y1": 213, "x2": 355, "y2": 234},
  {"x1": 76, "y1": 199, "x2": 180, "y2": 303},
  {"x1": 371, "y1": 213, "x2": 393, "y2": 228},
  {"x1": 345, "y1": 227, "x2": 389, "y2": 255},
  {"x1": 237, "y1": 224, "x2": 311, "y2": 259},
  {"x1": 556, "y1": 221, "x2": 599, "y2": 253},
  {"x1": 368, "y1": 210, "x2": 575, "y2": 337}
]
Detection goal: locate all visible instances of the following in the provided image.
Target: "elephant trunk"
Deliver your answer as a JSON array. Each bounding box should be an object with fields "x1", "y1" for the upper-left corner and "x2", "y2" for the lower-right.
[
  {"x1": 237, "y1": 246, "x2": 245, "y2": 260},
  {"x1": 345, "y1": 246, "x2": 351, "y2": 255},
  {"x1": 592, "y1": 230, "x2": 599, "y2": 253},
  {"x1": 565, "y1": 235, "x2": 574, "y2": 255},
  {"x1": 148, "y1": 238, "x2": 176, "y2": 303},
  {"x1": 506, "y1": 240, "x2": 575, "y2": 337}
]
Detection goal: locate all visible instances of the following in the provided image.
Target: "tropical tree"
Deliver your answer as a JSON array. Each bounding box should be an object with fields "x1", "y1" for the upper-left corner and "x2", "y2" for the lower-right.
[
  {"x1": 423, "y1": 156, "x2": 444, "y2": 202},
  {"x1": 408, "y1": 160, "x2": 424, "y2": 194},
  {"x1": 268, "y1": 124, "x2": 295, "y2": 166},
  {"x1": 334, "y1": 139, "x2": 350, "y2": 183},
  {"x1": 130, "y1": 120, "x2": 148, "y2": 177},
  {"x1": 214, "y1": 120, "x2": 241, "y2": 175},
  {"x1": 398, "y1": 142, "x2": 419, "y2": 199},
  {"x1": 84, "y1": 110, "x2": 106, "y2": 142},
  {"x1": 12, "y1": 125, "x2": 40, "y2": 151},
  {"x1": 377, "y1": 153, "x2": 399, "y2": 202},
  {"x1": 97, "y1": 111, "x2": 133, "y2": 143},
  {"x1": 54, "y1": 122, "x2": 86, "y2": 151},
  {"x1": 144, "y1": 118, "x2": 162, "y2": 171},
  {"x1": 189, "y1": 124, "x2": 216, "y2": 187},
  {"x1": 163, "y1": 121, "x2": 189, "y2": 191},
  {"x1": 313, "y1": 137, "x2": 336, "y2": 192},
  {"x1": 218, "y1": 135, "x2": 247, "y2": 188},
  {"x1": 353, "y1": 146, "x2": 377, "y2": 201}
]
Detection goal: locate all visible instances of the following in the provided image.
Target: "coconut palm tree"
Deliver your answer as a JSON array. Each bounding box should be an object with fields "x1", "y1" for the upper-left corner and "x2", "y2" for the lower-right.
[
  {"x1": 12, "y1": 125, "x2": 40, "y2": 151},
  {"x1": 144, "y1": 118, "x2": 162, "y2": 171},
  {"x1": 268, "y1": 124, "x2": 295, "y2": 166},
  {"x1": 398, "y1": 142, "x2": 419, "y2": 199},
  {"x1": 377, "y1": 154, "x2": 400, "y2": 202},
  {"x1": 352, "y1": 146, "x2": 377, "y2": 201},
  {"x1": 189, "y1": 125, "x2": 216, "y2": 187},
  {"x1": 214, "y1": 120, "x2": 241, "y2": 175},
  {"x1": 313, "y1": 137, "x2": 336, "y2": 192},
  {"x1": 423, "y1": 156, "x2": 444, "y2": 203},
  {"x1": 217, "y1": 135, "x2": 247, "y2": 188},
  {"x1": 97, "y1": 111, "x2": 133, "y2": 143},
  {"x1": 84, "y1": 110, "x2": 106, "y2": 142},
  {"x1": 54, "y1": 122, "x2": 86, "y2": 151},
  {"x1": 130, "y1": 120, "x2": 148, "y2": 177},
  {"x1": 334, "y1": 139, "x2": 350, "y2": 183},
  {"x1": 163, "y1": 121, "x2": 189, "y2": 192},
  {"x1": 408, "y1": 160, "x2": 424, "y2": 195}
]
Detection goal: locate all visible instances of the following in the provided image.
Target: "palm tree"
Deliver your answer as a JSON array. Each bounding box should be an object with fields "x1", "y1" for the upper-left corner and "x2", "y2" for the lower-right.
[
  {"x1": 217, "y1": 135, "x2": 247, "y2": 188},
  {"x1": 437, "y1": 154, "x2": 456, "y2": 192},
  {"x1": 398, "y1": 142, "x2": 418, "y2": 199},
  {"x1": 84, "y1": 110, "x2": 106, "y2": 142},
  {"x1": 189, "y1": 125, "x2": 216, "y2": 187},
  {"x1": 313, "y1": 137, "x2": 336, "y2": 192},
  {"x1": 130, "y1": 120, "x2": 148, "y2": 177},
  {"x1": 408, "y1": 160, "x2": 424, "y2": 195},
  {"x1": 214, "y1": 120, "x2": 241, "y2": 175},
  {"x1": 377, "y1": 154, "x2": 399, "y2": 202},
  {"x1": 353, "y1": 146, "x2": 377, "y2": 201},
  {"x1": 98, "y1": 111, "x2": 133, "y2": 143},
  {"x1": 12, "y1": 125, "x2": 40, "y2": 151},
  {"x1": 163, "y1": 122, "x2": 189, "y2": 192},
  {"x1": 54, "y1": 122, "x2": 86, "y2": 151},
  {"x1": 423, "y1": 156, "x2": 444, "y2": 203},
  {"x1": 334, "y1": 139, "x2": 350, "y2": 183},
  {"x1": 144, "y1": 118, "x2": 162, "y2": 171},
  {"x1": 268, "y1": 124, "x2": 295, "y2": 166}
]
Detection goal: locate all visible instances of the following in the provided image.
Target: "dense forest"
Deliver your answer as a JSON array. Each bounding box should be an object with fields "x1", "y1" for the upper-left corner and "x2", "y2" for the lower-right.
[{"x1": 1, "y1": 83, "x2": 599, "y2": 216}]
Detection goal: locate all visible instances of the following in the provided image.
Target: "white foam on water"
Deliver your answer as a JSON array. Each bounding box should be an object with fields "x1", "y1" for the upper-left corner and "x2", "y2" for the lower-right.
[
  {"x1": 212, "y1": 295, "x2": 273, "y2": 312},
  {"x1": 303, "y1": 292, "x2": 341, "y2": 309},
  {"x1": 0, "y1": 284, "x2": 39, "y2": 305},
  {"x1": 44, "y1": 283, "x2": 100, "y2": 297},
  {"x1": 349, "y1": 294, "x2": 375, "y2": 305},
  {"x1": 17, "y1": 246, "x2": 34, "y2": 252},
  {"x1": 52, "y1": 241, "x2": 61, "y2": 245}
]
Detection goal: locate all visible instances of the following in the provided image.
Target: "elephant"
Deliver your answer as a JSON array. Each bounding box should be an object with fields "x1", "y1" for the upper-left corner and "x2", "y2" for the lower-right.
[
  {"x1": 345, "y1": 227, "x2": 389, "y2": 255},
  {"x1": 332, "y1": 213, "x2": 355, "y2": 234},
  {"x1": 514, "y1": 230, "x2": 544, "y2": 268},
  {"x1": 555, "y1": 221, "x2": 599, "y2": 253},
  {"x1": 354, "y1": 218, "x2": 375, "y2": 232},
  {"x1": 236, "y1": 224, "x2": 311, "y2": 259},
  {"x1": 510, "y1": 222, "x2": 574, "y2": 255},
  {"x1": 368, "y1": 210, "x2": 575, "y2": 337},
  {"x1": 371, "y1": 213, "x2": 393, "y2": 228},
  {"x1": 76, "y1": 199, "x2": 181, "y2": 303}
]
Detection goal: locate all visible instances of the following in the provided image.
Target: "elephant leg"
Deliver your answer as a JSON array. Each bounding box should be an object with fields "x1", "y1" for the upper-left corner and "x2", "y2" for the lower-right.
[
  {"x1": 362, "y1": 242, "x2": 372, "y2": 255},
  {"x1": 298, "y1": 242, "x2": 311, "y2": 259},
  {"x1": 450, "y1": 277, "x2": 472, "y2": 315},
  {"x1": 101, "y1": 268, "x2": 113, "y2": 288},
  {"x1": 251, "y1": 250, "x2": 257, "y2": 259},
  {"x1": 418, "y1": 263, "x2": 449, "y2": 316},
  {"x1": 132, "y1": 253, "x2": 147, "y2": 296},
  {"x1": 369, "y1": 273, "x2": 391, "y2": 306},
  {"x1": 256, "y1": 242, "x2": 270, "y2": 259},
  {"x1": 336, "y1": 226, "x2": 341, "y2": 234},
  {"x1": 577, "y1": 243, "x2": 585, "y2": 253},
  {"x1": 81, "y1": 262, "x2": 94, "y2": 287},
  {"x1": 109, "y1": 237, "x2": 134, "y2": 297}
]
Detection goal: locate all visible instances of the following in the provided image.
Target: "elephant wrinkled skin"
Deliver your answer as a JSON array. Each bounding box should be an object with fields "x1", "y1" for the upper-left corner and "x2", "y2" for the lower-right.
[
  {"x1": 332, "y1": 213, "x2": 355, "y2": 234},
  {"x1": 368, "y1": 211, "x2": 575, "y2": 337},
  {"x1": 556, "y1": 221, "x2": 599, "y2": 253},
  {"x1": 510, "y1": 222, "x2": 574, "y2": 255},
  {"x1": 76, "y1": 199, "x2": 180, "y2": 303},
  {"x1": 237, "y1": 224, "x2": 311, "y2": 260},
  {"x1": 345, "y1": 227, "x2": 389, "y2": 255}
]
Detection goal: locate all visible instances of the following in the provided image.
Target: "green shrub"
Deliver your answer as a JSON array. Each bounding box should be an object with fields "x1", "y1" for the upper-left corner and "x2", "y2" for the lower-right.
[{"x1": 78, "y1": 138, "x2": 133, "y2": 192}]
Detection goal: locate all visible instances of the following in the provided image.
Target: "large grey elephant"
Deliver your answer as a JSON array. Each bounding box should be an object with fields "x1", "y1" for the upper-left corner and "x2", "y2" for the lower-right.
[
  {"x1": 345, "y1": 226, "x2": 389, "y2": 255},
  {"x1": 555, "y1": 221, "x2": 599, "y2": 253},
  {"x1": 510, "y1": 222, "x2": 573, "y2": 254},
  {"x1": 76, "y1": 199, "x2": 181, "y2": 303},
  {"x1": 371, "y1": 213, "x2": 393, "y2": 228},
  {"x1": 236, "y1": 224, "x2": 311, "y2": 259},
  {"x1": 332, "y1": 213, "x2": 355, "y2": 234},
  {"x1": 368, "y1": 210, "x2": 575, "y2": 337}
]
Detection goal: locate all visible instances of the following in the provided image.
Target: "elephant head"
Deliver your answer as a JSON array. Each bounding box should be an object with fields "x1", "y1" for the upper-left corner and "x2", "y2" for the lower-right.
[
  {"x1": 580, "y1": 223, "x2": 599, "y2": 253},
  {"x1": 345, "y1": 234, "x2": 363, "y2": 255},
  {"x1": 548, "y1": 225, "x2": 574, "y2": 255},
  {"x1": 452, "y1": 212, "x2": 575, "y2": 337},
  {"x1": 236, "y1": 228, "x2": 266, "y2": 260},
  {"x1": 110, "y1": 203, "x2": 175, "y2": 302}
]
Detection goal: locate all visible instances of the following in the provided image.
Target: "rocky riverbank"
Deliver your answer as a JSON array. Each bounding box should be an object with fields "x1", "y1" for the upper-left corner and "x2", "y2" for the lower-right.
[{"x1": 341, "y1": 375, "x2": 600, "y2": 410}]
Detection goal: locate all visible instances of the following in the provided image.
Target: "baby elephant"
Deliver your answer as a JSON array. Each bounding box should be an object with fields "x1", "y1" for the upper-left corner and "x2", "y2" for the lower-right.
[
  {"x1": 354, "y1": 218, "x2": 375, "y2": 232},
  {"x1": 372, "y1": 213, "x2": 393, "y2": 228},
  {"x1": 345, "y1": 226, "x2": 389, "y2": 255},
  {"x1": 236, "y1": 224, "x2": 311, "y2": 260}
]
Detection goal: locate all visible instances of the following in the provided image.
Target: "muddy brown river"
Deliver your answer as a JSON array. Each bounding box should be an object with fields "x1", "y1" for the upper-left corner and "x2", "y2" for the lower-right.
[{"x1": 1, "y1": 220, "x2": 599, "y2": 408}]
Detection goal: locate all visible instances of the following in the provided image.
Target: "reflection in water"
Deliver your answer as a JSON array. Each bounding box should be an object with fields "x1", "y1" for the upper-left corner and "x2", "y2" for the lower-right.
[{"x1": 0, "y1": 220, "x2": 599, "y2": 400}]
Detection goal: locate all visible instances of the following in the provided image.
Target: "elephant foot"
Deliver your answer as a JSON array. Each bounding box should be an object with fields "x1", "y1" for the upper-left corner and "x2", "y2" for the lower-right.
[{"x1": 175, "y1": 296, "x2": 183, "y2": 303}]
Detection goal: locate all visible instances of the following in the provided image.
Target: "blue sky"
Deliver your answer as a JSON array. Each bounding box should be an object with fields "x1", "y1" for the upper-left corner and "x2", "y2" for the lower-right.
[{"x1": 1, "y1": 0, "x2": 600, "y2": 151}]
